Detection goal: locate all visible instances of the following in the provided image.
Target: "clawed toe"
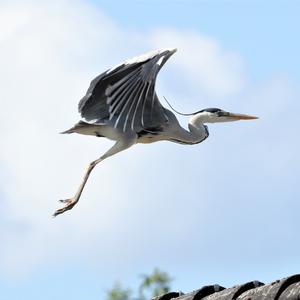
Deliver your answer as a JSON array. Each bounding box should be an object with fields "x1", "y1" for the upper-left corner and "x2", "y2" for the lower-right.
[
  {"x1": 59, "y1": 198, "x2": 73, "y2": 204},
  {"x1": 53, "y1": 198, "x2": 78, "y2": 217}
]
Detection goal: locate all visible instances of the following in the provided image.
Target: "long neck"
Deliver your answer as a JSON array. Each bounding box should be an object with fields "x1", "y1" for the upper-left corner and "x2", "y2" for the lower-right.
[
  {"x1": 188, "y1": 115, "x2": 209, "y2": 143},
  {"x1": 169, "y1": 116, "x2": 208, "y2": 145}
]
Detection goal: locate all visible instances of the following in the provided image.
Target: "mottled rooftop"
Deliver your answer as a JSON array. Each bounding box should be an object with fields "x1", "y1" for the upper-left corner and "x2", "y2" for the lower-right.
[{"x1": 153, "y1": 274, "x2": 300, "y2": 300}]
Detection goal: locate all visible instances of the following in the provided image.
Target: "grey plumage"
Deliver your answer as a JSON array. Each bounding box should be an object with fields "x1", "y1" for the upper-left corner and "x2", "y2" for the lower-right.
[
  {"x1": 54, "y1": 48, "x2": 257, "y2": 217},
  {"x1": 77, "y1": 49, "x2": 175, "y2": 133}
]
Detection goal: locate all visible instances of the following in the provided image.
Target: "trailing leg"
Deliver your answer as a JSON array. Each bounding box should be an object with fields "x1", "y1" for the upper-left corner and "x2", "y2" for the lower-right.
[{"x1": 53, "y1": 137, "x2": 136, "y2": 217}]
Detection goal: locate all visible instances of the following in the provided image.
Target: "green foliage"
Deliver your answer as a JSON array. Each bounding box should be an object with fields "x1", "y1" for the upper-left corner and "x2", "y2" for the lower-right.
[
  {"x1": 139, "y1": 268, "x2": 172, "y2": 300},
  {"x1": 106, "y1": 269, "x2": 172, "y2": 300},
  {"x1": 105, "y1": 282, "x2": 132, "y2": 300}
]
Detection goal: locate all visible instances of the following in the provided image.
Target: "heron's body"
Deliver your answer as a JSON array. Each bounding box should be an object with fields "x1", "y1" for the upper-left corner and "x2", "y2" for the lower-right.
[
  {"x1": 66, "y1": 109, "x2": 208, "y2": 145},
  {"x1": 54, "y1": 48, "x2": 257, "y2": 217}
]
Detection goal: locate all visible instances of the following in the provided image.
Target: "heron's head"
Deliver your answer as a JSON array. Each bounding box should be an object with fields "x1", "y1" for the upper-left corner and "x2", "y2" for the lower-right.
[{"x1": 190, "y1": 108, "x2": 258, "y2": 124}]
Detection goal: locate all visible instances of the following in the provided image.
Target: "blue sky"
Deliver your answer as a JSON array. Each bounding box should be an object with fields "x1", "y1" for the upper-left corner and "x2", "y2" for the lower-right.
[
  {"x1": 0, "y1": 1, "x2": 299, "y2": 299},
  {"x1": 95, "y1": 0, "x2": 300, "y2": 80}
]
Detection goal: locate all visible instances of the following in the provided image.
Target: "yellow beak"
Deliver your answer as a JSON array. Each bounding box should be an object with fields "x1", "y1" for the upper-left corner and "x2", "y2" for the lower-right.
[{"x1": 227, "y1": 113, "x2": 259, "y2": 120}]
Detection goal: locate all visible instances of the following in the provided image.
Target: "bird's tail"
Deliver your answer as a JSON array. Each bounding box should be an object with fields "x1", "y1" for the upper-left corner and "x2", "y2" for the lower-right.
[
  {"x1": 60, "y1": 120, "x2": 89, "y2": 134},
  {"x1": 60, "y1": 128, "x2": 75, "y2": 134}
]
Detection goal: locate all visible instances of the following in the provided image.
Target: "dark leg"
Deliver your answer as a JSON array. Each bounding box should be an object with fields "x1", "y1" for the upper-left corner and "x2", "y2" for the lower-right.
[{"x1": 53, "y1": 139, "x2": 135, "y2": 217}]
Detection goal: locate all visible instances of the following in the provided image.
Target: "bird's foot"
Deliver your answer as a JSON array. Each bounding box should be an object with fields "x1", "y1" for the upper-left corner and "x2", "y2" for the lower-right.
[
  {"x1": 59, "y1": 198, "x2": 73, "y2": 204},
  {"x1": 53, "y1": 197, "x2": 78, "y2": 217}
]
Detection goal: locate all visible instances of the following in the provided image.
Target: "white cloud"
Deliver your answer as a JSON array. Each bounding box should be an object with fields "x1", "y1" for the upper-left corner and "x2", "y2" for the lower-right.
[
  {"x1": 149, "y1": 29, "x2": 246, "y2": 100},
  {"x1": 0, "y1": 0, "x2": 299, "y2": 284}
]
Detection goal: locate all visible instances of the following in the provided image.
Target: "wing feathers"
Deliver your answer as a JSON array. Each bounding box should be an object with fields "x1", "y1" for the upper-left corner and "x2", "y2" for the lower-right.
[
  {"x1": 141, "y1": 83, "x2": 152, "y2": 127},
  {"x1": 79, "y1": 49, "x2": 176, "y2": 132},
  {"x1": 108, "y1": 72, "x2": 140, "y2": 118},
  {"x1": 131, "y1": 82, "x2": 149, "y2": 130},
  {"x1": 106, "y1": 68, "x2": 140, "y2": 103},
  {"x1": 114, "y1": 81, "x2": 144, "y2": 129}
]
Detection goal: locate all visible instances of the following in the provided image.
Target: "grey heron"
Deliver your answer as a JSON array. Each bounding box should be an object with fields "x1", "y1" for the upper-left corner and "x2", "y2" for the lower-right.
[{"x1": 54, "y1": 48, "x2": 258, "y2": 217}]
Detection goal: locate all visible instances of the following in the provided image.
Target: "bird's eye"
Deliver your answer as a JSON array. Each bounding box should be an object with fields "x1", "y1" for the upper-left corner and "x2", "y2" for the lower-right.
[{"x1": 217, "y1": 111, "x2": 230, "y2": 117}]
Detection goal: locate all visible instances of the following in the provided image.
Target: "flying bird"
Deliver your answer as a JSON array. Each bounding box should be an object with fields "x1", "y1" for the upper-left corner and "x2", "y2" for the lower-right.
[{"x1": 54, "y1": 48, "x2": 258, "y2": 217}]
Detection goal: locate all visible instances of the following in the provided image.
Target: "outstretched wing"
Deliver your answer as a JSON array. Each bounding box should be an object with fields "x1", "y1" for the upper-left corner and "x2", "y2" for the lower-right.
[{"x1": 78, "y1": 48, "x2": 177, "y2": 133}]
